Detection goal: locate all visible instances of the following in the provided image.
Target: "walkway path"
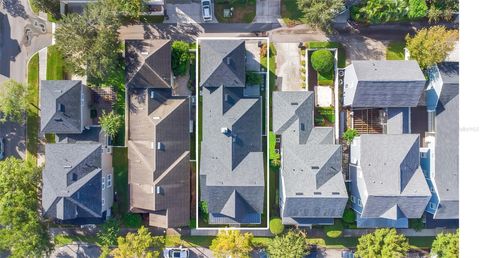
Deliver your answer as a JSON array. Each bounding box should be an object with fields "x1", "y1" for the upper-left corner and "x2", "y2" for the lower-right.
[{"x1": 275, "y1": 43, "x2": 303, "y2": 91}]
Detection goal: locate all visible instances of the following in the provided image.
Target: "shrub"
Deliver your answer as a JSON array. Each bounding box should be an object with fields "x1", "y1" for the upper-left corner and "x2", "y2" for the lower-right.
[
  {"x1": 342, "y1": 209, "x2": 356, "y2": 224},
  {"x1": 260, "y1": 44, "x2": 268, "y2": 58},
  {"x1": 409, "y1": 218, "x2": 424, "y2": 231},
  {"x1": 408, "y1": 0, "x2": 428, "y2": 19},
  {"x1": 343, "y1": 128, "x2": 358, "y2": 144},
  {"x1": 171, "y1": 41, "x2": 190, "y2": 76},
  {"x1": 99, "y1": 111, "x2": 122, "y2": 137},
  {"x1": 310, "y1": 50, "x2": 334, "y2": 78},
  {"x1": 200, "y1": 201, "x2": 209, "y2": 221},
  {"x1": 269, "y1": 218, "x2": 284, "y2": 235},
  {"x1": 271, "y1": 158, "x2": 281, "y2": 167},
  {"x1": 122, "y1": 213, "x2": 142, "y2": 228},
  {"x1": 246, "y1": 72, "x2": 263, "y2": 85},
  {"x1": 324, "y1": 220, "x2": 343, "y2": 238}
]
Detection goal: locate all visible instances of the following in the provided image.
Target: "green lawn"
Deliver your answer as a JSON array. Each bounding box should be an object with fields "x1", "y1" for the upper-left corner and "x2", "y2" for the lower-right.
[
  {"x1": 387, "y1": 41, "x2": 406, "y2": 60},
  {"x1": 47, "y1": 45, "x2": 64, "y2": 80},
  {"x1": 26, "y1": 53, "x2": 40, "y2": 165},
  {"x1": 54, "y1": 234, "x2": 100, "y2": 246},
  {"x1": 408, "y1": 236, "x2": 435, "y2": 249},
  {"x1": 281, "y1": 0, "x2": 304, "y2": 26},
  {"x1": 269, "y1": 131, "x2": 279, "y2": 160},
  {"x1": 165, "y1": 235, "x2": 214, "y2": 248},
  {"x1": 214, "y1": 0, "x2": 256, "y2": 23}
]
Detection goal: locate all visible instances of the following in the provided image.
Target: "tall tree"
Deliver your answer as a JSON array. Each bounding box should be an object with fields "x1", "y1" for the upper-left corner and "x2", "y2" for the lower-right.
[
  {"x1": 98, "y1": 219, "x2": 120, "y2": 258},
  {"x1": 356, "y1": 228, "x2": 410, "y2": 258},
  {"x1": 110, "y1": 226, "x2": 163, "y2": 258},
  {"x1": 0, "y1": 158, "x2": 52, "y2": 257},
  {"x1": 431, "y1": 231, "x2": 459, "y2": 258},
  {"x1": 99, "y1": 111, "x2": 123, "y2": 137},
  {"x1": 55, "y1": 0, "x2": 122, "y2": 83},
  {"x1": 107, "y1": 0, "x2": 146, "y2": 19},
  {"x1": 297, "y1": 0, "x2": 345, "y2": 33},
  {"x1": 406, "y1": 26, "x2": 458, "y2": 69},
  {"x1": 0, "y1": 80, "x2": 28, "y2": 123},
  {"x1": 30, "y1": 0, "x2": 60, "y2": 17},
  {"x1": 210, "y1": 230, "x2": 254, "y2": 258},
  {"x1": 267, "y1": 230, "x2": 309, "y2": 258}
]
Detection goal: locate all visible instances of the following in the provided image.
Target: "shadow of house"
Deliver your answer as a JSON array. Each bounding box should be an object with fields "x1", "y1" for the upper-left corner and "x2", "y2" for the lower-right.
[{"x1": 0, "y1": 13, "x2": 21, "y2": 78}]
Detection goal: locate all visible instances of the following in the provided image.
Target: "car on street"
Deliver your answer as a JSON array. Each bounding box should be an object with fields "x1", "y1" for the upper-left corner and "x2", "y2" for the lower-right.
[
  {"x1": 163, "y1": 247, "x2": 189, "y2": 258},
  {"x1": 202, "y1": 0, "x2": 212, "y2": 22},
  {"x1": 0, "y1": 137, "x2": 5, "y2": 160}
]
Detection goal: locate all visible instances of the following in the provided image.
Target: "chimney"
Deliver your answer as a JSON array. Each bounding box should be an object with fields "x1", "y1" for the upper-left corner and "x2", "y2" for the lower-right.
[{"x1": 221, "y1": 127, "x2": 230, "y2": 135}]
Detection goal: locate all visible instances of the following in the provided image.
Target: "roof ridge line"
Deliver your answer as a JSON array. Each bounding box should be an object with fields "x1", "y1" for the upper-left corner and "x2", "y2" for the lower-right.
[{"x1": 153, "y1": 151, "x2": 189, "y2": 184}]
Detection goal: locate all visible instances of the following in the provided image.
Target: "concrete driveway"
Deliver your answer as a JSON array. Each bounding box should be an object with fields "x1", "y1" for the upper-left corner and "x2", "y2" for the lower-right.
[
  {"x1": 0, "y1": 120, "x2": 26, "y2": 160},
  {"x1": 0, "y1": 0, "x2": 52, "y2": 84},
  {"x1": 165, "y1": 2, "x2": 218, "y2": 24},
  {"x1": 254, "y1": 0, "x2": 280, "y2": 23},
  {"x1": 275, "y1": 43, "x2": 303, "y2": 91}
]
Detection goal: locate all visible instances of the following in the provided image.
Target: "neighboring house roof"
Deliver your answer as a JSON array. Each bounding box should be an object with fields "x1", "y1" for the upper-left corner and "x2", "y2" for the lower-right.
[
  {"x1": 42, "y1": 143, "x2": 104, "y2": 221},
  {"x1": 40, "y1": 80, "x2": 84, "y2": 134},
  {"x1": 200, "y1": 86, "x2": 264, "y2": 223},
  {"x1": 344, "y1": 61, "x2": 426, "y2": 107},
  {"x1": 200, "y1": 39, "x2": 263, "y2": 224},
  {"x1": 128, "y1": 88, "x2": 190, "y2": 227},
  {"x1": 351, "y1": 134, "x2": 431, "y2": 220},
  {"x1": 273, "y1": 91, "x2": 347, "y2": 221},
  {"x1": 432, "y1": 62, "x2": 459, "y2": 219},
  {"x1": 200, "y1": 40, "x2": 246, "y2": 88},
  {"x1": 125, "y1": 40, "x2": 172, "y2": 89}
]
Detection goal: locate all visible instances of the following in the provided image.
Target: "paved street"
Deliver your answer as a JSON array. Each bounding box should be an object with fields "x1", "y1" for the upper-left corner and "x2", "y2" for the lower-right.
[{"x1": 0, "y1": 0, "x2": 52, "y2": 84}]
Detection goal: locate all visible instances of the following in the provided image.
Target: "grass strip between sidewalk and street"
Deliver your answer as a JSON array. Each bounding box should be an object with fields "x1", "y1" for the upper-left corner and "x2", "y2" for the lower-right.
[{"x1": 26, "y1": 53, "x2": 40, "y2": 165}]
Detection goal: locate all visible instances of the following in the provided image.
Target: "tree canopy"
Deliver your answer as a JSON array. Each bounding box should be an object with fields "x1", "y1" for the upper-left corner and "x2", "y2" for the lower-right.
[
  {"x1": 269, "y1": 218, "x2": 285, "y2": 235},
  {"x1": 356, "y1": 228, "x2": 410, "y2": 258},
  {"x1": 310, "y1": 49, "x2": 334, "y2": 77},
  {"x1": 210, "y1": 230, "x2": 253, "y2": 258},
  {"x1": 55, "y1": 0, "x2": 122, "y2": 83},
  {"x1": 0, "y1": 158, "x2": 52, "y2": 257},
  {"x1": 110, "y1": 226, "x2": 163, "y2": 258},
  {"x1": 107, "y1": 0, "x2": 145, "y2": 19},
  {"x1": 0, "y1": 80, "x2": 28, "y2": 124},
  {"x1": 342, "y1": 128, "x2": 358, "y2": 144},
  {"x1": 406, "y1": 26, "x2": 458, "y2": 69},
  {"x1": 431, "y1": 231, "x2": 459, "y2": 258},
  {"x1": 297, "y1": 0, "x2": 344, "y2": 33},
  {"x1": 31, "y1": 0, "x2": 60, "y2": 18},
  {"x1": 99, "y1": 111, "x2": 123, "y2": 137},
  {"x1": 98, "y1": 219, "x2": 120, "y2": 258},
  {"x1": 267, "y1": 230, "x2": 309, "y2": 258},
  {"x1": 171, "y1": 41, "x2": 191, "y2": 76}
]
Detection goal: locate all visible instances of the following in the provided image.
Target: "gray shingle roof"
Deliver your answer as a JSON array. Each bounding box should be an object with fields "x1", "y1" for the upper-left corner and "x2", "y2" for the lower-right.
[
  {"x1": 128, "y1": 88, "x2": 191, "y2": 227},
  {"x1": 126, "y1": 40, "x2": 172, "y2": 89},
  {"x1": 200, "y1": 40, "x2": 246, "y2": 88},
  {"x1": 351, "y1": 134, "x2": 431, "y2": 219},
  {"x1": 200, "y1": 86, "x2": 264, "y2": 224},
  {"x1": 273, "y1": 91, "x2": 347, "y2": 221},
  {"x1": 42, "y1": 143, "x2": 103, "y2": 221},
  {"x1": 344, "y1": 61, "x2": 426, "y2": 107},
  {"x1": 433, "y1": 62, "x2": 459, "y2": 219},
  {"x1": 40, "y1": 80, "x2": 84, "y2": 134}
]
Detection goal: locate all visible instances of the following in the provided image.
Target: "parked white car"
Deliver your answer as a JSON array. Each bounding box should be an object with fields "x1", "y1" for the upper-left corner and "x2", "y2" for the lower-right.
[
  {"x1": 202, "y1": 0, "x2": 212, "y2": 22},
  {"x1": 163, "y1": 247, "x2": 189, "y2": 258}
]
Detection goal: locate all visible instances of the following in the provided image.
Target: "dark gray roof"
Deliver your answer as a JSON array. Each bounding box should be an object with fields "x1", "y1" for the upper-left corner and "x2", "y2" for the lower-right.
[
  {"x1": 200, "y1": 86, "x2": 263, "y2": 223},
  {"x1": 128, "y1": 88, "x2": 191, "y2": 227},
  {"x1": 42, "y1": 143, "x2": 103, "y2": 221},
  {"x1": 433, "y1": 62, "x2": 459, "y2": 219},
  {"x1": 345, "y1": 61, "x2": 426, "y2": 107},
  {"x1": 126, "y1": 40, "x2": 172, "y2": 89},
  {"x1": 352, "y1": 134, "x2": 431, "y2": 219},
  {"x1": 273, "y1": 91, "x2": 347, "y2": 220},
  {"x1": 40, "y1": 80, "x2": 84, "y2": 134},
  {"x1": 200, "y1": 40, "x2": 246, "y2": 88}
]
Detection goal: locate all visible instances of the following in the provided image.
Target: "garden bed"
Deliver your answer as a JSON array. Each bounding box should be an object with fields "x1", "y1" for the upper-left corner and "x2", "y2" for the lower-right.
[{"x1": 214, "y1": 0, "x2": 256, "y2": 23}]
